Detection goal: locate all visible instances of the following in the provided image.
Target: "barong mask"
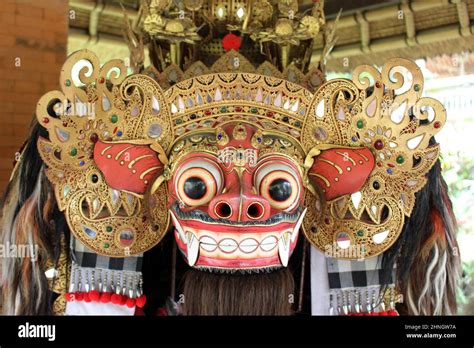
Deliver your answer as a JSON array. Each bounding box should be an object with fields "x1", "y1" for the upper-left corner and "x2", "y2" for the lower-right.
[{"x1": 36, "y1": 50, "x2": 445, "y2": 271}]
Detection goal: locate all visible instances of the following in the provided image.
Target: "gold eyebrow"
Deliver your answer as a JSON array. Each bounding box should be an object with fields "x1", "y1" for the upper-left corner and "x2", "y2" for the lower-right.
[
  {"x1": 100, "y1": 145, "x2": 112, "y2": 156},
  {"x1": 128, "y1": 154, "x2": 154, "y2": 169},
  {"x1": 353, "y1": 149, "x2": 369, "y2": 162},
  {"x1": 308, "y1": 173, "x2": 331, "y2": 187},
  {"x1": 139, "y1": 166, "x2": 161, "y2": 179},
  {"x1": 318, "y1": 158, "x2": 343, "y2": 174},
  {"x1": 115, "y1": 146, "x2": 136, "y2": 161},
  {"x1": 336, "y1": 151, "x2": 356, "y2": 165}
]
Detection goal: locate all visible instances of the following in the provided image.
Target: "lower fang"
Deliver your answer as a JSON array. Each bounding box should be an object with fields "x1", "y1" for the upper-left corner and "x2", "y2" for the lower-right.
[
  {"x1": 278, "y1": 232, "x2": 291, "y2": 267},
  {"x1": 291, "y1": 208, "x2": 307, "y2": 242},
  {"x1": 186, "y1": 233, "x2": 199, "y2": 266}
]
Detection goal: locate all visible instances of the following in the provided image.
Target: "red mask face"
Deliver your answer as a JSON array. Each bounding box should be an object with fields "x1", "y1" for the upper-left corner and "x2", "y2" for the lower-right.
[{"x1": 168, "y1": 123, "x2": 306, "y2": 270}]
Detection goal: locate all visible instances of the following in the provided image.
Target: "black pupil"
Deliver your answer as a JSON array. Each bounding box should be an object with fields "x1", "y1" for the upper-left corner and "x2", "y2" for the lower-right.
[
  {"x1": 184, "y1": 177, "x2": 207, "y2": 200},
  {"x1": 268, "y1": 178, "x2": 292, "y2": 202}
]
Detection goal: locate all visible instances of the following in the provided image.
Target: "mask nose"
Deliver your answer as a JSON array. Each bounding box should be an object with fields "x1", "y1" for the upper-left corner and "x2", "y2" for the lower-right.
[{"x1": 208, "y1": 193, "x2": 271, "y2": 222}]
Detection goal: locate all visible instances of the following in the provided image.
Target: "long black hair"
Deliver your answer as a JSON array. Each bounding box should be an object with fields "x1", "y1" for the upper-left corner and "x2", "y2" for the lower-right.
[
  {"x1": 1, "y1": 119, "x2": 69, "y2": 314},
  {"x1": 380, "y1": 140, "x2": 459, "y2": 314}
]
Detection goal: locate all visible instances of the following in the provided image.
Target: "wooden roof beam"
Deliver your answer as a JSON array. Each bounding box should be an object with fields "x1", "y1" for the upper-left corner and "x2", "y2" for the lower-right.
[
  {"x1": 401, "y1": 1, "x2": 416, "y2": 46},
  {"x1": 324, "y1": 0, "x2": 450, "y2": 28},
  {"x1": 69, "y1": 0, "x2": 138, "y2": 22},
  {"x1": 311, "y1": 0, "x2": 464, "y2": 63},
  {"x1": 452, "y1": 0, "x2": 472, "y2": 36},
  {"x1": 89, "y1": 1, "x2": 105, "y2": 40},
  {"x1": 356, "y1": 11, "x2": 370, "y2": 53},
  {"x1": 313, "y1": 23, "x2": 468, "y2": 60}
]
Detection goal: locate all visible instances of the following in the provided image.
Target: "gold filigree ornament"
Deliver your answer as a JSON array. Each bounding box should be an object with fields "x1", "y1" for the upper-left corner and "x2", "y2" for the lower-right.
[
  {"x1": 36, "y1": 50, "x2": 174, "y2": 256},
  {"x1": 36, "y1": 50, "x2": 446, "y2": 260},
  {"x1": 300, "y1": 58, "x2": 446, "y2": 259}
]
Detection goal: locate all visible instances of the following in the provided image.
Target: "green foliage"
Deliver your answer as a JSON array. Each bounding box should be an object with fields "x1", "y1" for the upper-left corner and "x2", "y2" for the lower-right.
[
  {"x1": 442, "y1": 151, "x2": 474, "y2": 237},
  {"x1": 443, "y1": 151, "x2": 474, "y2": 314}
]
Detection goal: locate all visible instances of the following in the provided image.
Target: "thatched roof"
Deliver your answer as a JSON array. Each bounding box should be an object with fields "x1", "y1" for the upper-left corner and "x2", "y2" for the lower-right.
[
  {"x1": 68, "y1": 0, "x2": 474, "y2": 71},
  {"x1": 309, "y1": 0, "x2": 474, "y2": 70}
]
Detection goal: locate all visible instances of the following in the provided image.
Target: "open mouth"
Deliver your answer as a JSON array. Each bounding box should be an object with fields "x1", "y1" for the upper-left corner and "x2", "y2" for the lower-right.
[{"x1": 170, "y1": 203, "x2": 307, "y2": 271}]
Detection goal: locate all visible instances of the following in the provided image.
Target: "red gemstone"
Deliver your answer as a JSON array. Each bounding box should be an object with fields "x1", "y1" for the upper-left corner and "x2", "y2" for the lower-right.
[
  {"x1": 375, "y1": 81, "x2": 382, "y2": 88},
  {"x1": 266, "y1": 111, "x2": 274, "y2": 117},
  {"x1": 89, "y1": 133, "x2": 99, "y2": 143},
  {"x1": 222, "y1": 33, "x2": 241, "y2": 52},
  {"x1": 434, "y1": 121, "x2": 441, "y2": 129},
  {"x1": 99, "y1": 77, "x2": 105, "y2": 84},
  {"x1": 374, "y1": 139, "x2": 384, "y2": 150},
  {"x1": 235, "y1": 106, "x2": 242, "y2": 112},
  {"x1": 42, "y1": 117, "x2": 49, "y2": 124},
  {"x1": 324, "y1": 218, "x2": 330, "y2": 224},
  {"x1": 387, "y1": 163, "x2": 395, "y2": 168},
  {"x1": 204, "y1": 110, "x2": 212, "y2": 116},
  {"x1": 377, "y1": 162, "x2": 382, "y2": 167}
]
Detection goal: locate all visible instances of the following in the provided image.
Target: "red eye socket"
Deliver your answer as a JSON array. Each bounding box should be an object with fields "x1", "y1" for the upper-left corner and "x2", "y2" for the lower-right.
[
  {"x1": 254, "y1": 161, "x2": 301, "y2": 211},
  {"x1": 174, "y1": 158, "x2": 223, "y2": 207}
]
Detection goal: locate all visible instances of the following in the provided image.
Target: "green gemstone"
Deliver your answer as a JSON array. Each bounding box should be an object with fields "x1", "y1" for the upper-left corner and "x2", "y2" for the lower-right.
[
  {"x1": 65, "y1": 79, "x2": 71, "y2": 87},
  {"x1": 104, "y1": 243, "x2": 110, "y2": 249},
  {"x1": 176, "y1": 119, "x2": 183, "y2": 125},
  {"x1": 111, "y1": 114, "x2": 118, "y2": 123},
  {"x1": 106, "y1": 226, "x2": 113, "y2": 232},
  {"x1": 294, "y1": 121, "x2": 301, "y2": 127},
  {"x1": 250, "y1": 108, "x2": 258, "y2": 114},
  {"x1": 396, "y1": 155, "x2": 404, "y2": 164},
  {"x1": 356, "y1": 120, "x2": 364, "y2": 129},
  {"x1": 414, "y1": 84, "x2": 420, "y2": 92},
  {"x1": 70, "y1": 148, "x2": 77, "y2": 156},
  {"x1": 356, "y1": 230, "x2": 364, "y2": 237},
  {"x1": 220, "y1": 106, "x2": 227, "y2": 113}
]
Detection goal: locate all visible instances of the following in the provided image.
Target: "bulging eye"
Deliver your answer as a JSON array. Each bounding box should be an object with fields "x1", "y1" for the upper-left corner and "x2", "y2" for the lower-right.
[
  {"x1": 175, "y1": 159, "x2": 223, "y2": 207},
  {"x1": 268, "y1": 178, "x2": 292, "y2": 202},
  {"x1": 183, "y1": 177, "x2": 207, "y2": 200},
  {"x1": 255, "y1": 162, "x2": 301, "y2": 211}
]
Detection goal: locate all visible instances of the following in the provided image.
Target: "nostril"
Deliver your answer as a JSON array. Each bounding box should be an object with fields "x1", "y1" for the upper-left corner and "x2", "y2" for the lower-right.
[
  {"x1": 214, "y1": 201, "x2": 232, "y2": 219},
  {"x1": 247, "y1": 202, "x2": 265, "y2": 219}
]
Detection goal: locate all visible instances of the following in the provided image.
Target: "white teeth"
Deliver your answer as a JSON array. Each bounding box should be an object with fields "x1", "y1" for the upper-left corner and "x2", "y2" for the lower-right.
[
  {"x1": 186, "y1": 232, "x2": 199, "y2": 266},
  {"x1": 239, "y1": 238, "x2": 259, "y2": 253},
  {"x1": 218, "y1": 238, "x2": 238, "y2": 253},
  {"x1": 199, "y1": 235, "x2": 218, "y2": 252},
  {"x1": 170, "y1": 210, "x2": 187, "y2": 244},
  {"x1": 260, "y1": 235, "x2": 278, "y2": 252},
  {"x1": 291, "y1": 208, "x2": 307, "y2": 243},
  {"x1": 278, "y1": 232, "x2": 291, "y2": 267}
]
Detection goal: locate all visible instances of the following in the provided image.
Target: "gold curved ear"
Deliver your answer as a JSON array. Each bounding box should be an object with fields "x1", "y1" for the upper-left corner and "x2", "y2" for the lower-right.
[
  {"x1": 300, "y1": 59, "x2": 446, "y2": 260},
  {"x1": 300, "y1": 78, "x2": 360, "y2": 154},
  {"x1": 118, "y1": 73, "x2": 174, "y2": 151},
  {"x1": 35, "y1": 49, "x2": 174, "y2": 257}
]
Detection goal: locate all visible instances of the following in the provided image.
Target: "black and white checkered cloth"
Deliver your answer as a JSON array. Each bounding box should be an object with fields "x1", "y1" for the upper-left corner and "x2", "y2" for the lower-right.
[
  {"x1": 324, "y1": 254, "x2": 396, "y2": 314},
  {"x1": 71, "y1": 237, "x2": 143, "y2": 272},
  {"x1": 326, "y1": 254, "x2": 395, "y2": 290}
]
